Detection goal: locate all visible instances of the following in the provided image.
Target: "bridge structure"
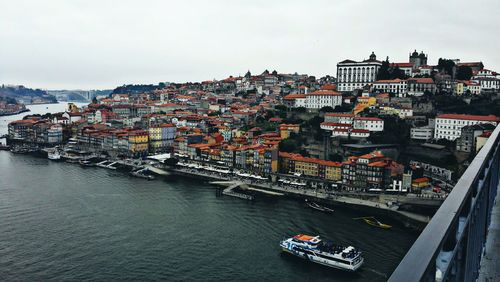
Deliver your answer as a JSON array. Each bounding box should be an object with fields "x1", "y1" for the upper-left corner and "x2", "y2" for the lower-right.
[{"x1": 389, "y1": 124, "x2": 500, "y2": 281}]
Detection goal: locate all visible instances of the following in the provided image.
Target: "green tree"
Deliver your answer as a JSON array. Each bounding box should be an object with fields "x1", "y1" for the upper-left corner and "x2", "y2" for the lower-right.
[
  {"x1": 275, "y1": 105, "x2": 287, "y2": 112},
  {"x1": 437, "y1": 58, "x2": 456, "y2": 76},
  {"x1": 456, "y1": 66, "x2": 473, "y2": 80},
  {"x1": 279, "y1": 139, "x2": 298, "y2": 152},
  {"x1": 377, "y1": 60, "x2": 391, "y2": 80},
  {"x1": 320, "y1": 106, "x2": 334, "y2": 113}
]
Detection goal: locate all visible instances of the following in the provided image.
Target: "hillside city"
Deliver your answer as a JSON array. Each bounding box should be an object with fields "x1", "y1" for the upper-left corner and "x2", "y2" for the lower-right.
[{"x1": 5, "y1": 50, "x2": 500, "y2": 198}]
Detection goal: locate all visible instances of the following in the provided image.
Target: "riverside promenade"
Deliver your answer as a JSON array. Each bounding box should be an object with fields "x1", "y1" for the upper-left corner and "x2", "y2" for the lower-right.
[{"x1": 170, "y1": 166, "x2": 431, "y2": 227}]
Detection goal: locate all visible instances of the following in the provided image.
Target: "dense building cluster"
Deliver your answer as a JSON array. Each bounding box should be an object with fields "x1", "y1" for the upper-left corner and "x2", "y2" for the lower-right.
[{"x1": 7, "y1": 50, "x2": 500, "y2": 193}]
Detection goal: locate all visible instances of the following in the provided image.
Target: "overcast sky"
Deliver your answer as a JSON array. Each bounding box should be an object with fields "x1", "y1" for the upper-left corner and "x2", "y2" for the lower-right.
[{"x1": 1, "y1": 0, "x2": 498, "y2": 90}]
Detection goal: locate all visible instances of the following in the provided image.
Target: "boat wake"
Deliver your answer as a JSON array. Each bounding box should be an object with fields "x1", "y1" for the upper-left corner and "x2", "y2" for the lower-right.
[{"x1": 363, "y1": 267, "x2": 388, "y2": 278}]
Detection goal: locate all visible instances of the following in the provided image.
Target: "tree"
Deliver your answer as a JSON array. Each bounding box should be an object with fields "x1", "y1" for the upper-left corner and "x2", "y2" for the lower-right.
[
  {"x1": 208, "y1": 111, "x2": 221, "y2": 116},
  {"x1": 279, "y1": 139, "x2": 298, "y2": 153},
  {"x1": 320, "y1": 106, "x2": 334, "y2": 113},
  {"x1": 437, "y1": 58, "x2": 456, "y2": 76},
  {"x1": 255, "y1": 115, "x2": 266, "y2": 124},
  {"x1": 456, "y1": 66, "x2": 473, "y2": 80},
  {"x1": 275, "y1": 105, "x2": 287, "y2": 112},
  {"x1": 293, "y1": 107, "x2": 307, "y2": 113},
  {"x1": 392, "y1": 66, "x2": 407, "y2": 79},
  {"x1": 377, "y1": 60, "x2": 391, "y2": 80}
]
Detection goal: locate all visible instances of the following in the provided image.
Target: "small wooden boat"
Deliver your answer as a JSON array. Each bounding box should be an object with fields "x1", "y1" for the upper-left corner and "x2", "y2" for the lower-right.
[
  {"x1": 305, "y1": 200, "x2": 334, "y2": 213},
  {"x1": 354, "y1": 216, "x2": 392, "y2": 229}
]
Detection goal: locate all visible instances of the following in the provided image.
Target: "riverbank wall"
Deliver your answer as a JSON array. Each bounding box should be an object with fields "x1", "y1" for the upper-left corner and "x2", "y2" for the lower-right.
[{"x1": 168, "y1": 168, "x2": 430, "y2": 231}]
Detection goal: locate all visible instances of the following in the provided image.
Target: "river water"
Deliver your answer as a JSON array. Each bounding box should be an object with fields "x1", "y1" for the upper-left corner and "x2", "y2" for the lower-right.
[{"x1": 0, "y1": 104, "x2": 418, "y2": 281}]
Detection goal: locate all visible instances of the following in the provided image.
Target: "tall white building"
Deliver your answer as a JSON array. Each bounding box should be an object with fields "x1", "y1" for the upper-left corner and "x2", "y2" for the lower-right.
[
  {"x1": 434, "y1": 114, "x2": 499, "y2": 140},
  {"x1": 337, "y1": 52, "x2": 382, "y2": 92}
]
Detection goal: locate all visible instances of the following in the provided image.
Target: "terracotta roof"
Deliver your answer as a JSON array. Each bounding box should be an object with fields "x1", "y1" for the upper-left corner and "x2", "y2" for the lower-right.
[
  {"x1": 354, "y1": 117, "x2": 383, "y2": 121},
  {"x1": 374, "y1": 79, "x2": 405, "y2": 83},
  {"x1": 306, "y1": 90, "x2": 341, "y2": 96},
  {"x1": 437, "y1": 114, "x2": 500, "y2": 122},
  {"x1": 359, "y1": 151, "x2": 384, "y2": 159},
  {"x1": 320, "y1": 84, "x2": 337, "y2": 90},
  {"x1": 390, "y1": 62, "x2": 414, "y2": 68},
  {"x1": 283, "y1": 94, "x2": 306, "y2": 100},
  {"x1": 325, "y1": 113, "x2": 355, "y2": 117},
  {"x1": 321, "y1": 122, "x2": 352, "y2": 127},
  {"x1": 408, "y1": 78, "x2": 434, "y2": 84}
]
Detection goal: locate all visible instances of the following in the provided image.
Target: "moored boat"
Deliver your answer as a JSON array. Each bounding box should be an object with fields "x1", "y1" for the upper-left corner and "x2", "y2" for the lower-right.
[
  {"x1": 130, "y1": 170, "x2": 155, "y2": 180},
  {"x1": 280, "y1": 234, "x2": 363, "y2": 271},
  {"x1": 48, "y1": 149, "x2": 61, "y2": 161},
  {"x1": 354, "y1": 216, "x2": 392, "y2": 229},
  {"x1": 79, "y1": 159, "x2": 94, "y2": 167},
  {"x1": 305, "y1": 200, "x2": 334, "y2": 213},
  {"x1": 0, "y1": 144, "x2": 10, "y2": 151},
  {"x1": 362, "y1": 217, "x2": 392, "y2": 229}
]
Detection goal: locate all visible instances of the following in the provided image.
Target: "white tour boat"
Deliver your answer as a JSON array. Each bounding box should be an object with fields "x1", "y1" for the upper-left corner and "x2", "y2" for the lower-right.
[{"x1": 280, "y1": 234, "x2": 364, "y2": 271}]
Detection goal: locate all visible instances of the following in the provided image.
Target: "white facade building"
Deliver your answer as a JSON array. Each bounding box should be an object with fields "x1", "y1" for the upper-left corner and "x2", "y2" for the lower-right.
[
  {"x1": 282, "y1": 94, "x2": 306, "y2": 108},
  {"x1": 304, "y1": 90, "x2": 342, "y2": 109},
  {"x1": 372, "y1": 79, "x2": 408, "y2": 96},
  {"x1": 324, "y1": 113, "x2": 355, "y2": 124},
  {"x1": 434, "y1": 114, "x2": 500, "y2": 140},
  {"x1": 411, "y1": 126, "x2": 434, "y2": 140},
  {"x1": 321, "y1": 115, "x2": 384, "y2": 138},
  {"x1": 337, "y1": 52, "x2": 382, "y2": 92},
  {"x1": 353, "y1": 117, "x2": 384, "y2": 132}
]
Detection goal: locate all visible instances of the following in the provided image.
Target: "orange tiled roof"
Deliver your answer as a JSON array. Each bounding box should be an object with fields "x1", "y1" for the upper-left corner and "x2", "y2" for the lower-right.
[{"x1": 437, "y1": 114, "x2": 500, "y2": 122}]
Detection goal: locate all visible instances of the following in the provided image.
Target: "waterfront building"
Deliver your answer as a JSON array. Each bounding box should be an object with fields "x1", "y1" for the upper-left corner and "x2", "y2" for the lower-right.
[
  {"x1": 337, "y1": 52, "x2": 382, "y2": 92},
  {"x1": 47, "y1": 124, "x2": 63, "y2": 144},
  {"x1": 8, "y1": 119, "x2": 64, "y2": 145},
  {"x1": 8, "y1": 119, "x2": 37, "y2": 140},
  {"x1": 148, "y1": 123, "x2": 176, "y2": 154},
  {"x1": 341, "y1": 151, "x2": 402, "y2": 191},
  {"x1": 434, "y1": 114, "x2": 500, "y2": 140},
  {"x1": 278, "y1": 152, "x2": 342, "y2": 181},
  {"x1": 127, "y1": 130, "x2": 149, "y2": 157}
]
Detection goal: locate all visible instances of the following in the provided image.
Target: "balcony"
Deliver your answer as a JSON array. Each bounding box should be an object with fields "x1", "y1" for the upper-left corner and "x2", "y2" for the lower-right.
[{"x1": 389, "y1": 124, "x2": 500, "y2": 281}]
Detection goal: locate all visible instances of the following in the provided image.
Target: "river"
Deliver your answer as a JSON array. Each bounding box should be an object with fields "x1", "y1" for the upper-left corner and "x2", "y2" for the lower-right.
[{"x1": 0, "y1": 103, "x2": 417, "y2": 281}]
